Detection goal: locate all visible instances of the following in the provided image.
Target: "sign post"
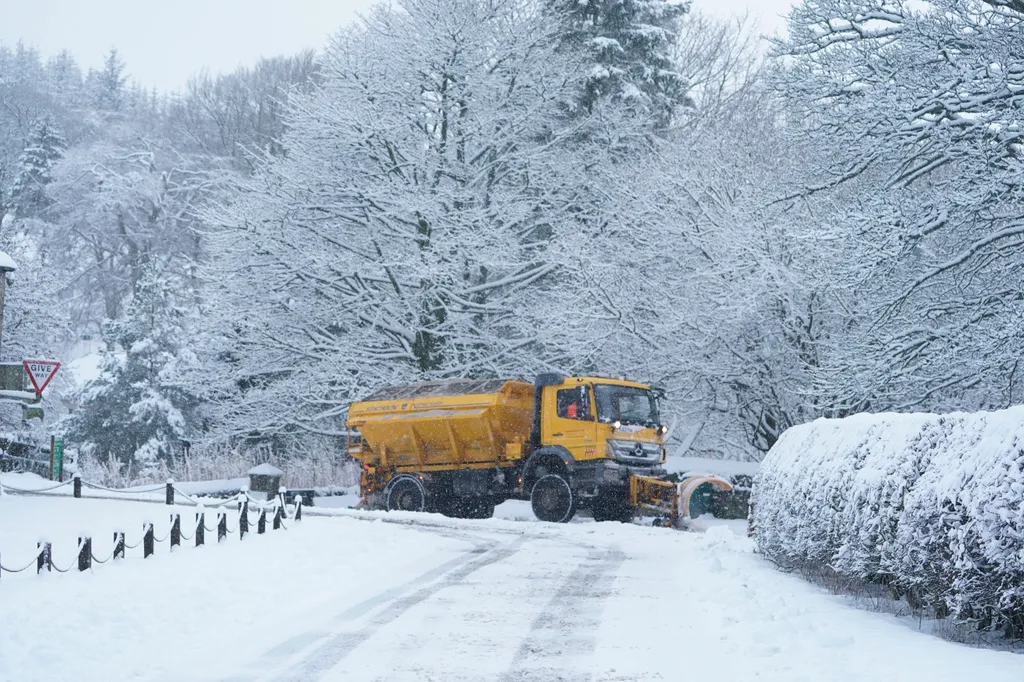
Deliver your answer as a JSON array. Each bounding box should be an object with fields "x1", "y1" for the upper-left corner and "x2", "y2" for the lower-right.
[
  {"x1": 22, "y1": 359, "x2": 60, "y2": 399},
  {"x1": 50, "y1": 436, "x2": 64, "y2": 482}
]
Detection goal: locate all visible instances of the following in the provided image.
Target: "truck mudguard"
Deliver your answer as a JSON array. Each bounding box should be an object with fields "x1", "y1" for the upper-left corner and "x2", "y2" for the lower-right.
[{"x1": 523, "y1": 446, "x2": 575, "y2": 489}]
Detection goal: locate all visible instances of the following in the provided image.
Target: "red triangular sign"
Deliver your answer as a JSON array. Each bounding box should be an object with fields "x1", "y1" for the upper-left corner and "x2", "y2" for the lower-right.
[{"x1": 23, "y1": 359, "x2": 61, "y2": 395}]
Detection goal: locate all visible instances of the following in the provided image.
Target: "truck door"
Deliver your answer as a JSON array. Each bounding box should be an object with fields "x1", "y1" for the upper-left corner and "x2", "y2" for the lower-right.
[{"x1": 545, "y1": 384, "x2": 598, "y2": 460}]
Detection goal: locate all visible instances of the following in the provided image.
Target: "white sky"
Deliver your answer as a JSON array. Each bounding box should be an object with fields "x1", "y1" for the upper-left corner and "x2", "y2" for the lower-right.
[{"x1": 0, "y1": 0, "x2": 796, "y2": 93}]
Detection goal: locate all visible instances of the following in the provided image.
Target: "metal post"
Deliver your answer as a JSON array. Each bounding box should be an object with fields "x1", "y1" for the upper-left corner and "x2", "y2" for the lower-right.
[
  {"x1": 257, "y1": 509, "x2": 266, "y2": 534},
  {"x1": 273, "y1": 505, "x2": 282, "y2": 531},
  {"x1": 240, "y1": 500, "x2": 249, "y2": 538},
  {"x1": 165, "y1": 479, "x2": 174, "y2": 506},
  {"x1": 78, "y1": 537, "x2": 91, "y2": 571},
  {"x1": 143, "y1": 523, "x2": 154, "y2": 558},
  {"x1": 217, "y1": 513, "x2": 227, "y2": 542},
  {"x1": 73, "y1": 474, "x2": 81, "y2": 498},
  {"x1": 195, "y1": 513, "x2": 205, "y2": 547},
  {"x1": 113, "y1": 532, "x2": 125, "y2": 560},
  {"x1": 170, "y1": 514, "x2": 181, "y2": 548},
  {"x1": 294, "y1": 498, "x2": 302, "y2": 522},
  {"x1": 37, "y1": 541, "x2": 51, "y2": 573}
]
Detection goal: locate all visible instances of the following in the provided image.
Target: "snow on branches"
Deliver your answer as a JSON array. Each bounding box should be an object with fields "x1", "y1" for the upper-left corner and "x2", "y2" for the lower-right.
[
  {"x1": 200, "y1": 0, "x2": 599, "y2": 439},
  {"x1": 773, "y1": 0, "x2": 1024, "y2": 411}
]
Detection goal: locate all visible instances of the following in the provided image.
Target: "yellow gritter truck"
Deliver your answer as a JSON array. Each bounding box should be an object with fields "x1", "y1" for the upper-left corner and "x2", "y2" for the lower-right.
[{"x1": 346, "y1": 373, "x2": 722, "y2": 525}]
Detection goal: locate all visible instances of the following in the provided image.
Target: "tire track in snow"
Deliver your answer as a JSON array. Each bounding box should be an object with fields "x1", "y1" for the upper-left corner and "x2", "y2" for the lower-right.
[
  {"x1": 499, "y1": 545, "x2": 625, "y2": 682},
  {"x1": 217, "y1": 536, "x2": 497, "y2": 682},
  {"x1": 266, "y1": 535, "x2": 528, "y2": 682}
]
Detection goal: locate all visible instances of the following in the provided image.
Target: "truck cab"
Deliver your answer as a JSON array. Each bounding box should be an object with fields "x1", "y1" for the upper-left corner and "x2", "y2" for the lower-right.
[{"x1": 522, "y1": 374, "x2": 668, "y2": 522}]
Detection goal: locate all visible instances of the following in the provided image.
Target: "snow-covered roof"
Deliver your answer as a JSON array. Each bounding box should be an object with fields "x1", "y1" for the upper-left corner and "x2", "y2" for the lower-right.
[
  {"x1": 663, "y1": 456, "x2": 760, "y2": 479},
  {"x1": 248, "y1": 463, "x2": 283, "y2": 477},
  {"x1": 0, "y1": 251, "x2": 17, "y2": 272}
]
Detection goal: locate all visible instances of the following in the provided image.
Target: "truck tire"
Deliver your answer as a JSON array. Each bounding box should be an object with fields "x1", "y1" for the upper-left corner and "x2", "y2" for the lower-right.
[
  {"x1": 531, "y1": 474, "x2": 576, "y2": 523},
  {"x1": 386, "y1": 476, "x2": 427, "y2": 513}
]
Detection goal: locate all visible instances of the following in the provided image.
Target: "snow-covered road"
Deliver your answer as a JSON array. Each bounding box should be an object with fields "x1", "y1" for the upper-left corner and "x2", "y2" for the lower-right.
[{"x1": 1, "y1": 495, "x2": 1022, "y2": 682}]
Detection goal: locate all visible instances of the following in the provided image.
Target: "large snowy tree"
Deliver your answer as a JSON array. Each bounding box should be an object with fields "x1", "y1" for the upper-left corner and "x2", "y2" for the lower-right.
[
  {"x1": 201, "y1": 0, "x2": 604, "y2": 443},
  {"x1": 773, "y1": 0, "x2": 1024, "y2": 412}
]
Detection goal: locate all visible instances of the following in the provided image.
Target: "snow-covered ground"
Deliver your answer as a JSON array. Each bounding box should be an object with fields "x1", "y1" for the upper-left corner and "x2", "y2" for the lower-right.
[{"x1": 1, "y1": 493, "x2": 1021, "y2": 682}]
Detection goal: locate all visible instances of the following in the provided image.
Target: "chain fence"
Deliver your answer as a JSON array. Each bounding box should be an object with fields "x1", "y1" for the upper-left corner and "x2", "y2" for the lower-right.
[{"x1": 0, "y1": 478, "x2": 303, "y2": 581}]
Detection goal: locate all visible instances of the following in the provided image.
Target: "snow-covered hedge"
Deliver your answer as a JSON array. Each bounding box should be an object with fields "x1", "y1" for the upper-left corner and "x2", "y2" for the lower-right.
[{"x1": 752, "y1": 408, "x2": 1024, "y2": 637}]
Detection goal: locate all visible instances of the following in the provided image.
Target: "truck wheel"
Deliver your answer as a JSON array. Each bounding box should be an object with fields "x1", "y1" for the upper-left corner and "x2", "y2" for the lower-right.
[
  {"x1": 531, "y1": 474, "x2": 576, "y2": 523},
  {"x1": 386, "y1": 477, "x2": 426, "y2": 513}
]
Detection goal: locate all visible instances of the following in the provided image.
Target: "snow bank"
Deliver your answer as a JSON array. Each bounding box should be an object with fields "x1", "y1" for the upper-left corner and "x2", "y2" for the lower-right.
[{"x1": 752, "y1": 407, "x2": 1024, "y2": 637}]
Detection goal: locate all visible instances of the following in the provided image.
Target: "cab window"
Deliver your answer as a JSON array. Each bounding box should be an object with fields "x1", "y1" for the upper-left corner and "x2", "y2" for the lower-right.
[{"x1": 556, "y1": 386, "x2": 592, "y2": 421}]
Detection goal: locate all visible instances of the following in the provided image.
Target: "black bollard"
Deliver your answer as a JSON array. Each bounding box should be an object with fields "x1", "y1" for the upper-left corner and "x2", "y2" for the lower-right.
[
  {"x1": 113, "y1": 532, "x2": 125, "y2": 560},
  {"x1": 78, "y1": 537, "x2": 92, "y2": 571},
  {"x1": 165, "y1": 480, "x2": 174, "y2": 505},
  {"x1": 240, "y1": 500, "x2": 249, "y2": 538},
  {"x1": 73, "y1": 475, "x2": 82, "y2": 498},
  {"x1": 257, "y1": 509, "x2": 266, "y2": 534},
  {"x1": 196, "y1": 513, "x2": 205, "y2": 547},
  {"x1": 37, "y1": 541, "x2": 51, "y2": 573},
  {"x1": 170, "y1": 514, "x2": 181, "y2": 548},
  {"x1": 143, "y1": 523, "x2": 154, "y2": 558},
  {"x1": 217, "y1": 512, "x2": 227, "y2": 542}
]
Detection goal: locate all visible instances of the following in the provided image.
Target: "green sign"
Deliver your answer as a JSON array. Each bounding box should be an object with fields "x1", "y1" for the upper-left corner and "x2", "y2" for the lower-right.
[{"x1": 51, "y1": 436, "x2": 64, "y2": 481}]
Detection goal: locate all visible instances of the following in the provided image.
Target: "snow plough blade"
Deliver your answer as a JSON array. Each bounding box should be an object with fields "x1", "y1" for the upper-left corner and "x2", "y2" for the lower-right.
[
  {"x1": 629, "y1": 473, "x2": 734, "y2": 529},
  {"x1": 629, "y1": 475, "x2": 680, "y2": 526}
]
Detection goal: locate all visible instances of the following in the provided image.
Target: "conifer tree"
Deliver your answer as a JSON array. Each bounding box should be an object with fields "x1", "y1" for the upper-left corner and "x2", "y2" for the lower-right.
[
  {"x1": 90, "y1": 49, "x2": 128, "y2": 112},
  {"x1": 69, "y1": 265, "x2": 198, "y2": 480},
  {"x1": 546, "y1": 0, "x2": 691, "y2": 127},
  {"x1": 6, "y1": 117, "x2": 66, "y2": 219}
]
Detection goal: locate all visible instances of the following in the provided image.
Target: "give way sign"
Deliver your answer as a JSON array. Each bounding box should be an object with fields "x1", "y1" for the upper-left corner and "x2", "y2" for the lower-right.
[{"x1": 22, "y1": 359, "x2": 61, "y2": 395}]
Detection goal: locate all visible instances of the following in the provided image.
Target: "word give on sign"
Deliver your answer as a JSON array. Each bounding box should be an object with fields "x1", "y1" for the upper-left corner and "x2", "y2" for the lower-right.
[{"x1": 22, "y1": 359, "x2": 61, "y2": 395}]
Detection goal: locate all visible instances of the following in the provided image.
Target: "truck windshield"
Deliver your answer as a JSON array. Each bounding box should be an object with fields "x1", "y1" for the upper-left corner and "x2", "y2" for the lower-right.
[{"x1": 594, "y1": 384, "x2": 660, "y2": 427}]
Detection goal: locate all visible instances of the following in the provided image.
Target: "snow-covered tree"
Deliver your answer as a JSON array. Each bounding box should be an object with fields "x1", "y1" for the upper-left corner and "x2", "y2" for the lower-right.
[
  {"x1": 5, "y1": 117, "x2": 66, "y2": 219},
  {"x1": 171, "y1": 52, "x2": 320, "y2": 169},
  {"x1": 45, "y1": 51, "x2": 84, "y2": 106},
  {"x1": 545, "y1": 0, "x2": 691, "y2": 126},
  {"x1": 201, "y1": 0, "x2": 597, "y2": 442},
  {"x1": 773, "y1": 0, "x2": 1024, "y2": 413},
  {"x1": 45, "y1": 127, "x2": 224, "y2": 331},
  {"x1": 89, "y1": 49, "x2": 128, "y2": 112},
  {"x1": 68, "y1": 264, "x2": 199, "y2": 480}
]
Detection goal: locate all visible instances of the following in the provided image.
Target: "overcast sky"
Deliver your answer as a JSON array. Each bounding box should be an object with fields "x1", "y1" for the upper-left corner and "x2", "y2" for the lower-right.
[{"x1": 0, "y1": 0, "x2": 796, "y2": 93}]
